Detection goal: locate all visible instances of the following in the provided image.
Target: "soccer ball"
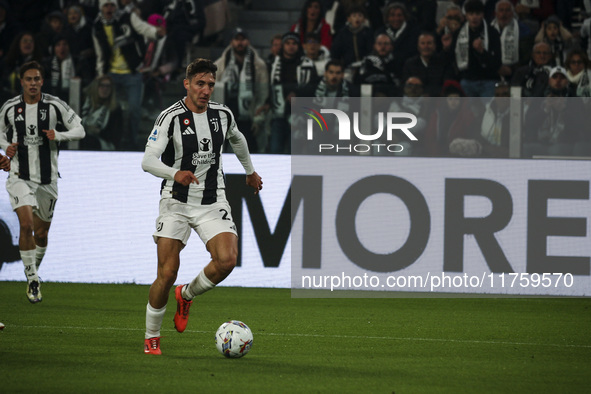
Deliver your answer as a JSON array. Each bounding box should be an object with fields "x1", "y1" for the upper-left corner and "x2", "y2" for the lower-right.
[{"x1": 215, "y1": 320, "x2": 253, "y2": 358}]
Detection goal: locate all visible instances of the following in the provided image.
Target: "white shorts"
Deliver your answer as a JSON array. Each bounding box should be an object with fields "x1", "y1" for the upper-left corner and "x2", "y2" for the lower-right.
[
  {"x1": 153, "y1": 198, "x2": 238, "y2": 245},
  {"x1": 6, "y1": 177, "x2": 58, "y2": 222}
]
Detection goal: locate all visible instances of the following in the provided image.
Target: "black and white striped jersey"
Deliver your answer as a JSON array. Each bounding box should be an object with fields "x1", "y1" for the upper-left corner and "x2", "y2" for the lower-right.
[
  {"x1": 142, "y1": 99, "x2": 255, "y2": 205},
  {"x1": 0, "y1": 93, "x2": 85, "y2": 184}
]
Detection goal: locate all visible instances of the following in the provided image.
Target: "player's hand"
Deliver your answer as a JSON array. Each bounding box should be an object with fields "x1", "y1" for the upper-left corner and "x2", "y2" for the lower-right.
[
  {"x1": 43, "y1": 129, "x2": 56, "y2": 140},
  {"x1": 246, "y1": 172, "x2": 263, "y2": 194},
  {"x1": 6, "y1": 142, "x2": 18, "y2": 158},
  {"x1": 174, "y1": 170, "x2": 199, "y2": 186},
  {"x1": 0, "y1": 155, "x2": 10, "y2": 171}
]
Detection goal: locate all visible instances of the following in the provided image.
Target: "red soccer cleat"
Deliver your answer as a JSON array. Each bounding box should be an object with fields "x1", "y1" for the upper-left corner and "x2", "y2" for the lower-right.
[
  {"x1": 174, "y1": 285, "x2": 192, "y2": 333},
  {"x1": 144, "y1": 337, "x2": 161, "y2": 355}
]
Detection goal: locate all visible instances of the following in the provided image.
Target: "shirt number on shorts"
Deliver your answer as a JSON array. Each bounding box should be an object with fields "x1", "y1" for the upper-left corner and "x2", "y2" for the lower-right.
[
  {"x1": 48, "y1": 199, "x2": 57, "y2": 212},
  {"x1": 48, "y1": 199, "x2": 57, "y2": 219},
  {"x1": 219, "y1": 209, "x2": 230, "y2": 220}
]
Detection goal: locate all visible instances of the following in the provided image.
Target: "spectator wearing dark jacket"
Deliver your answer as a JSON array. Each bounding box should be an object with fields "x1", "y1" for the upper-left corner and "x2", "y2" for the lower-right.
[
  {"x1": 403, "y1": 32, "x2": 455, "y2": 97},
  {"x1": 491, "y1": 0, "x2": 533, "y2": 82},
  {"x1": 354, "y1": 33, "x2": 401, "y2": 96},
  {"x1": 330, "y1": 6, "x2": 373, "y2": 68},
  {"x1": 268, "y1": 32, "x2": 317, "y2": 153},
  {"x1": 163, "y1": 0, "x2": 205, "y2": 63},
  {"x1": 36, "y1": 11, "x2": 68, "y2": 58},
  {"x1": 42, "y1": 35, "x2": 78, "y2": 101},
  {"x1": 376, "y1": 2, "x2": 420, "y2": 62},
  {"x1": 453, "y1": 0, "x2": 502, "y2": 97},
  {"x1": 511, "y1": 41, "x2": 552, "y2": 97},
  {"x1": 63, "y1": 4, "x2": 96, "y2": 86}
]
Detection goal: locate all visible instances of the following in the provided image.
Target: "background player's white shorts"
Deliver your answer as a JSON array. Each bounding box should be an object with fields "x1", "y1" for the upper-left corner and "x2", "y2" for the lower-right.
[
  {"x1": 153, "y1": 198, "x2": 238, "y2": 245},
  {"x1": 6, "y1": 177, "x2": 58, "y2": 222}
]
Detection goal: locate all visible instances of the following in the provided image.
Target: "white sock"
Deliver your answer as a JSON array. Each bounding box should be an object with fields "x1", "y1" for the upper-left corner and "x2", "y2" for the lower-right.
[
  {"x1": 184, "y1": 269, "x2": 215, "y2": 300},
  {"x1": 145, "y1": 303, "x2": 166, "y2": 339},
  {"x1": 35, "y1": 246, "x2": 47, "y2": 269},
  {"x1": 21, "y1": 249, "x2": 38, "y2": 282}
]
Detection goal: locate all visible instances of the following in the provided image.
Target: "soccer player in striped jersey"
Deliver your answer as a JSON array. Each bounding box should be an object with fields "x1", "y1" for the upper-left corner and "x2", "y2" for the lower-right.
[
  {"x1": 0, "y1": 61, "x2": 85, "y2": 303},
  {"x1": 141, "y1": 58, "x2": 263, "y2": 355}
]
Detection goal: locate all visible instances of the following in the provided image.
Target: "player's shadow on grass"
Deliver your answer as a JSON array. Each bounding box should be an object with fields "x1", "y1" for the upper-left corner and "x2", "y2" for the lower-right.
[{"x1": 0, "y1": 218, "x2": 20, "y2": 270}]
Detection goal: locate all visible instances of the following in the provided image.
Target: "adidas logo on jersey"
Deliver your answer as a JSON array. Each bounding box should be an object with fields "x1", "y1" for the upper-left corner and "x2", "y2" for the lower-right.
[
  {"x1": 15, "y1": 114, "x2": 24, "y2": 122},
  {"x1": 182, "y1": 127, "x2": 196, "y2": 135}
]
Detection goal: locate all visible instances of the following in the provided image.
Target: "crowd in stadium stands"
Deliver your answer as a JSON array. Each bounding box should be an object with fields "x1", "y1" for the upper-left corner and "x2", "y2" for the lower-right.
[{"x1": 1, "y1": 0, "x2": 590, "y2": 157}]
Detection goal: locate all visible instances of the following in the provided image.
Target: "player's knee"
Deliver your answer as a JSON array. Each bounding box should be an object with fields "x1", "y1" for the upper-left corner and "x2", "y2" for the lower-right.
[
  {"x1": 34, "y1": 228, "x2": 48, "y2": 244},
  {"x1": 19, "y1": 221, "x2": 34, "y2": 237},
  {"x1": 216, "y1": 251, "x2": 237, "y2": 275},
  {"x1": 158, "y1": 265, "x2": 178, "y2": 286}
]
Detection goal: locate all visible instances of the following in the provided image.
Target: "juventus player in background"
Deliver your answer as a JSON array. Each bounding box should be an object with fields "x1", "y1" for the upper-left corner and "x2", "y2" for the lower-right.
[
  {"x1": 0, "y1": 61, "x2": 86, "y2": 303},
  {"x1": 141, "y1": 58, "x2": 263, "y2": 355}
]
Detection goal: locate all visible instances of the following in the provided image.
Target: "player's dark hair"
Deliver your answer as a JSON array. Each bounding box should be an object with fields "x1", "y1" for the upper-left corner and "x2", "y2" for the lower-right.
[
  {"x1": 19, "y1": 61, "x2": 44, "y2": 79},
  {"x1": 185, "y1": 58, "x2": 217, "y2": 81}
]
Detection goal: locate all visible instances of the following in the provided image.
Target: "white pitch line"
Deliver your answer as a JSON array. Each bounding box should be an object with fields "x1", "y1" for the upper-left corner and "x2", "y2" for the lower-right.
[{"x1": 6, "y1": 324, "x2": 591, "y2": 349}]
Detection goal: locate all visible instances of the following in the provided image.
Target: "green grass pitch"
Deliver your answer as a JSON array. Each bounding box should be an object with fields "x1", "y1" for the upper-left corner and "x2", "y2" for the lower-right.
[{"x1": 0, "y1": 281, "x2": 590, "y2": 393}]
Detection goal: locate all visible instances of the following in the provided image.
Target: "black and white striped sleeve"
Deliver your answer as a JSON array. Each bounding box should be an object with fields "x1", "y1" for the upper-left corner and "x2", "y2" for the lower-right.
[
  {"x1": 226, "y1": 116, "x2": 255, "y2": 175},
  {"x1": 51, "y1": 97, "x2": 85, "y2": 142},
  {"x1": 142, "y1": 110, "x2": 177, "y2": 180}
]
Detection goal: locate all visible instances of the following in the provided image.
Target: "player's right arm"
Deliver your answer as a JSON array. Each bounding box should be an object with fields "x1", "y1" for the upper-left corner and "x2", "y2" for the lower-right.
[
  {"x1": 142, "y1": 144, "x2": 198, "y2": 186},
  {"x1": 142, "y1": 145, "x2": 178, "y2": 181},
  {"x1": 141, "y1": 114, "x2": 198, "y2": 186}
]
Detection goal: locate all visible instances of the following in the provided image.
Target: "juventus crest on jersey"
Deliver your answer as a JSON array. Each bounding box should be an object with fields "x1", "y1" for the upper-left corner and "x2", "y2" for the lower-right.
[
  {"x1": 0, "y1": 94, "x2": 85, "y2": 184},
  {"x1": 146, "y1": 99, "x2": 240, "y2": 205}
]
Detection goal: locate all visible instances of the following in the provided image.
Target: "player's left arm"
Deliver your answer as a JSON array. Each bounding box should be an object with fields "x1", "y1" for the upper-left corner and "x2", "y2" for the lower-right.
[
  {"x1": 227, "y1": 119, "x2": 263, "y2": 194},
  {"x1": 45, "y1": 102, "x2": 86, "y2": 142}
]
